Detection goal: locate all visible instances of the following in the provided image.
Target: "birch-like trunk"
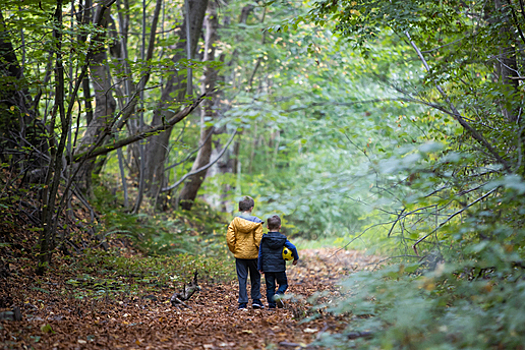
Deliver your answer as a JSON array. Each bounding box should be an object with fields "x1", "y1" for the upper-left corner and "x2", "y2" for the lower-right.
[
  {"x1": 178, "y1": 1, "x2": 219, "y2": 210},
  {"x1": 490, "y1": 0, "x2": 519, "y2": 122}
]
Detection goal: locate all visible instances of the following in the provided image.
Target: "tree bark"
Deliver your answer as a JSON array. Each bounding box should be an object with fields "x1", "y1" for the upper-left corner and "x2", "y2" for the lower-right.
[
  {"x1": 178, "y1": 1, "x2": 220, "y2": 210},
  {"x1": 489, "y1": 0, "x2": 519, "y2": 122},
  {"x1": 38, "y1": 0, "x2": 67, "y2": 274},
  {"x1": 144, "y1": 0, "x2": 208, "y2": 203},
  {"x1": 74, "y1": 6, "x2": 117, "y2": 196},
  {"x1": 78, "y1": 0, "x2": 94, "y2": 126},
  {"x1": 72, "y1": 95, "x2": 207, "y2": 162},
  {"x1": 0, "y1": 9, "x2": 47, "y2": 174}
]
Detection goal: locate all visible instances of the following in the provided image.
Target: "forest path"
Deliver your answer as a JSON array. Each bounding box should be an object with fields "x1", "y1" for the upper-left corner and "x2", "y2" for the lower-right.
[{"x1": 1, "y1": 248, "x2": 381, "y2": 349}]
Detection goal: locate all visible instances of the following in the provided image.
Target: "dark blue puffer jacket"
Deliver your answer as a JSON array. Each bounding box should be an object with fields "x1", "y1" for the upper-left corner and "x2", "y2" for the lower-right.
[{"x1": 258, "y1": 231, "x2": 298, "y2": 273}]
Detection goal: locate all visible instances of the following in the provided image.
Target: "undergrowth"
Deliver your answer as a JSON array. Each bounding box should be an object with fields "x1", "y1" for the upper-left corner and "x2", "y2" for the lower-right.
[
  {"x1": 91, "y1": 183, "x2": 231, "y2": 258},
  {"x1": 54, "y1": 182, "x2": 239, "y2": 300},
  {"x1": 50, "y1": 249, "x2": 235, "y2": 300},
  {"x1": 1, "y1": 176, "x2": 237, "y2": 303}
]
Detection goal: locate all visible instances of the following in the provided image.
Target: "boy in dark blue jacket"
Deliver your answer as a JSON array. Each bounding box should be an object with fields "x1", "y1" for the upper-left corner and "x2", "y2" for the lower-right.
[{"x1": 258, "y1": 215, "x2": 299, "y2": 308}]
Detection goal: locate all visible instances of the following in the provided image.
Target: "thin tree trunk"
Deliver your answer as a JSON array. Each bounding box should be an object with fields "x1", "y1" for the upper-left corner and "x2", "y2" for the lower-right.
[
  {"x1": 117, "y1": 148, "x2": 129, "y2": 208},
  {"x1": 38, "y1": 0, "x2": 67, "y2": 275},
  {"x1": 178, "y1": 1, "x2": 219, "y2": 210},
  {"x1": 0, "y1": 9, "x2": 47, "y2": 172},
  {"x1": 489, "y1": 0, "x2": 520, "y2": 122},
  {"x1": 79, "y1": 0, "x2": 94, "y2": 126},
  {"x1": 131, "y1": 0, "x2": 149, "y2": 213},
  {"x1": 106, "y1": 14, "x2": 129, "y2": 208},
  {"x1": 74, "y1": 5, "x2": 116, "y2": 196},
  {"x1": 144, "y1": 0, "x2": 208, "y2": 204}
]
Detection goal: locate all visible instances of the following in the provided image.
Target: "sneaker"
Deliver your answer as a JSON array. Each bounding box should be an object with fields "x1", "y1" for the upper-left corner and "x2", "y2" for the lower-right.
[
  {"x1": 274, "y1": 295, "x2": 285, "y2": 309},
  {"x1": 252, "y1": 300, "x2": 265, "y2": 309},
  {"x1": 238, "y1": 303, "x2": 247, "y2": 310}
]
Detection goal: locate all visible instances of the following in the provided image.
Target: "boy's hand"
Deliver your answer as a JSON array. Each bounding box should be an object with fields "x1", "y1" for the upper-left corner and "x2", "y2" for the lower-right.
[
  {"x1": 259, "y1": 270, "x2": 264, "y2": 274},
  {"x1": 292, "y1": 260, "x2": 298, "y2": 266}
]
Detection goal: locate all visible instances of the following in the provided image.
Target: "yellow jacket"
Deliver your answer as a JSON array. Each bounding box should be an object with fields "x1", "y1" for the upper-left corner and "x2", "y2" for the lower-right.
[{"x1": 227, "y1": 215, "x2": 263, "y2": 259}]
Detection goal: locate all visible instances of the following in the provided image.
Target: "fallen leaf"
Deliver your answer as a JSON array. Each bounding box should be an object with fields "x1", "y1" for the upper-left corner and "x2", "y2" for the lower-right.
[
  {"x1": 303, "y1": 328, "x2": 318, "y2": 333},
  {"x1": 40, "y1": 324, "x2": 54, "y2": 334},
  {"x1": 219, "y1": 342, "x2": 235, "y2": 347}
]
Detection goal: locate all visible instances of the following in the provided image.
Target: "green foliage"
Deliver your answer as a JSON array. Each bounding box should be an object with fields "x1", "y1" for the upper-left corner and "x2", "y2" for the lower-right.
[
  {"x1": 51, "y1": 182, "x2": 236, "y2": 300},
  {"x1": 90, "y1": 181, "x2": 232, "y2": 258},
  {"x1": 58, "y1": 249, "x2": 234, "y2": 299},
  {"x1": 209, "y1": 0, "x2": 438, "y2": 239},
  {"x1": 319, "y1": 256, "x2": 525, "y2": 349},
  {"x1": 283, "y1": 0, "x2": 525, "y2": 348}
]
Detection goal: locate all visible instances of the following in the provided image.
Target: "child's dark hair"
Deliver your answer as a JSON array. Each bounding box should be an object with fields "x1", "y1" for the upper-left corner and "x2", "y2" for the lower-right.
[
  {"x1": 267, "y1": 215, "x2": 281, "y2": 230},
  {"x1": 239, "y1": 196, "x2": 255, "y2": 211}
]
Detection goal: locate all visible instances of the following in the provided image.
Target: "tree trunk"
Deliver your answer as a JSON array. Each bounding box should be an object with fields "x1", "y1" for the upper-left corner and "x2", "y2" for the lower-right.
[
  {"x1": 144, "y1": 0, "x2": 208, "y2": 203},
  {"x1": 38, "y1": 0, "x2": 68, "y2": 274},
  {"x1": 489, "y1": 0, "x2": 519, "y2": 122},
  {"x1": 178, "y1": 1, "x2": 220, "y2": 210},
  {"x1": 79, "y1": 0, "x2": 94, "y2": 126},
  {"x1": 0, "y1": 9, "x2": 48, "y2": 175},
  {"x1": 74, "y1": 5, "x2": 117, "y2": 196},
  {"x1": 189, "y1": 4, "x2": 255, "y2": 211}
]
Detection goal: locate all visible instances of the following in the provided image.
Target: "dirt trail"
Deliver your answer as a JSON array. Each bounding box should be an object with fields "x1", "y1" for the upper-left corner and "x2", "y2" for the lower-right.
[{"x1": 1, "y1": 248, "x2": 381, "y2": 349}]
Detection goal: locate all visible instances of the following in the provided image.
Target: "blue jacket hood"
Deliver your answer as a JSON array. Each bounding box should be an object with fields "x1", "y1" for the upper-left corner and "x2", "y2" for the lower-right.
[{"x1": 264, "y1": 231, "x2": 287, "y2": 249}]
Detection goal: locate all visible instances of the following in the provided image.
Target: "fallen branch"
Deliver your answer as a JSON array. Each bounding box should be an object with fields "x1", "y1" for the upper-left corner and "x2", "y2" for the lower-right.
[
  {"x1": 171, "y1": 271, "x2": 201, "y2": 308},
  {"x1": 347, "y1": 331, "x2": 374, "y2": 340}
]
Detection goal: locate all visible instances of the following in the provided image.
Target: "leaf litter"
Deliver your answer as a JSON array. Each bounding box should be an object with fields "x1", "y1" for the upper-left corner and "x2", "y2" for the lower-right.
[{"x1": 1, "y1": 248, "x2": 381, "y2": 349}]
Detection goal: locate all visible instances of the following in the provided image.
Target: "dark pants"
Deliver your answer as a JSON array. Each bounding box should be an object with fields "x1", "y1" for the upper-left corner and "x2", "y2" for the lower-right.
[
  {"x1": 264, "y1": 271, "x2": 288, "y2": 308},
  {"x1": 235, "y1": 258, "x2": 261, "y2": 304}
]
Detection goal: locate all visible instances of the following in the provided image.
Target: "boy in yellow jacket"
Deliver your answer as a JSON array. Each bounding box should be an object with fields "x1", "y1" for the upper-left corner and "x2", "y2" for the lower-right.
[{"x1": 227, "y1": 196, "x2": 264, "y2": 310}]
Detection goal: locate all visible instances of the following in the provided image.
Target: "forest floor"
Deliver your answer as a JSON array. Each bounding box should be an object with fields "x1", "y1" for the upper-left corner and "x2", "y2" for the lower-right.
[{"x1": 1, "y1": 247, "x2": 381, "y2": 350}]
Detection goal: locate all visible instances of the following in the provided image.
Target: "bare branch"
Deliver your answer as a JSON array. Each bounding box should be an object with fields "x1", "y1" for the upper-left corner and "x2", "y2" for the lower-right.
[
  {"x1": 73, "y1": 93, "x2": 208, "y2": 162},
  {"x1": 413, "y1": 187, "x2": 498, "y2": 254},
  {"x1": 164, "y1": 126, "x2": 215, "y2": 172},
  {"x1": 329, "y1": 221, "x2": 397, "y2": 258},
  {"x1": 284, "y1": 98, "x2": 413, "y2": 113},
  {"x1": 404, "y1": 31, "x2": 511, "y2": 173},
  {"x1": 161, "y1": 130, "x2": 238, "y2": 192}
]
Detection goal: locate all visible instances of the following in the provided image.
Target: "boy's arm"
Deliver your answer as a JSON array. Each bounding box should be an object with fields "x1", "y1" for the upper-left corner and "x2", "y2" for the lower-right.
[
  {"x1": 226, "y1": 221, "x2": 236, "y2": 253},
  {"x1": 254, "y1": 223, "x2": 263, "y2": 249},
  {"x1": 257, "y1": 242, "x2": 263, "y2": 272},
  {"x1": 284, "y1": 240, "x2": 299, "y2": 261}
]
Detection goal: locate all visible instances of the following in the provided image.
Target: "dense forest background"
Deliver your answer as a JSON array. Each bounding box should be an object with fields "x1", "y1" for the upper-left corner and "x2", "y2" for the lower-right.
[{"x1": 2, "y1": 0, "x2": 525, "y2": 348}]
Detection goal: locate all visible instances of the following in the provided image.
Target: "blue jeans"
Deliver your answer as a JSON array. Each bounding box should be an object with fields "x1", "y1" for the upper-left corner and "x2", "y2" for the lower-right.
[
  {"x1": 235, "y1": 259, "x2": 261, "y2": 304},
  {"x1": 264, "y1": 271, "x2": 288, "y2": 307}
]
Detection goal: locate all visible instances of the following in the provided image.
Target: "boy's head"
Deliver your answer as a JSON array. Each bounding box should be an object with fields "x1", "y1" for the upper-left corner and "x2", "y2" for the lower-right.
[
  {"x1": 239, "y1": 196, "x2": 255, "y2": 212},
  {"x1": 267, "y1": 215, "x2": 281, "y2": 231}
]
